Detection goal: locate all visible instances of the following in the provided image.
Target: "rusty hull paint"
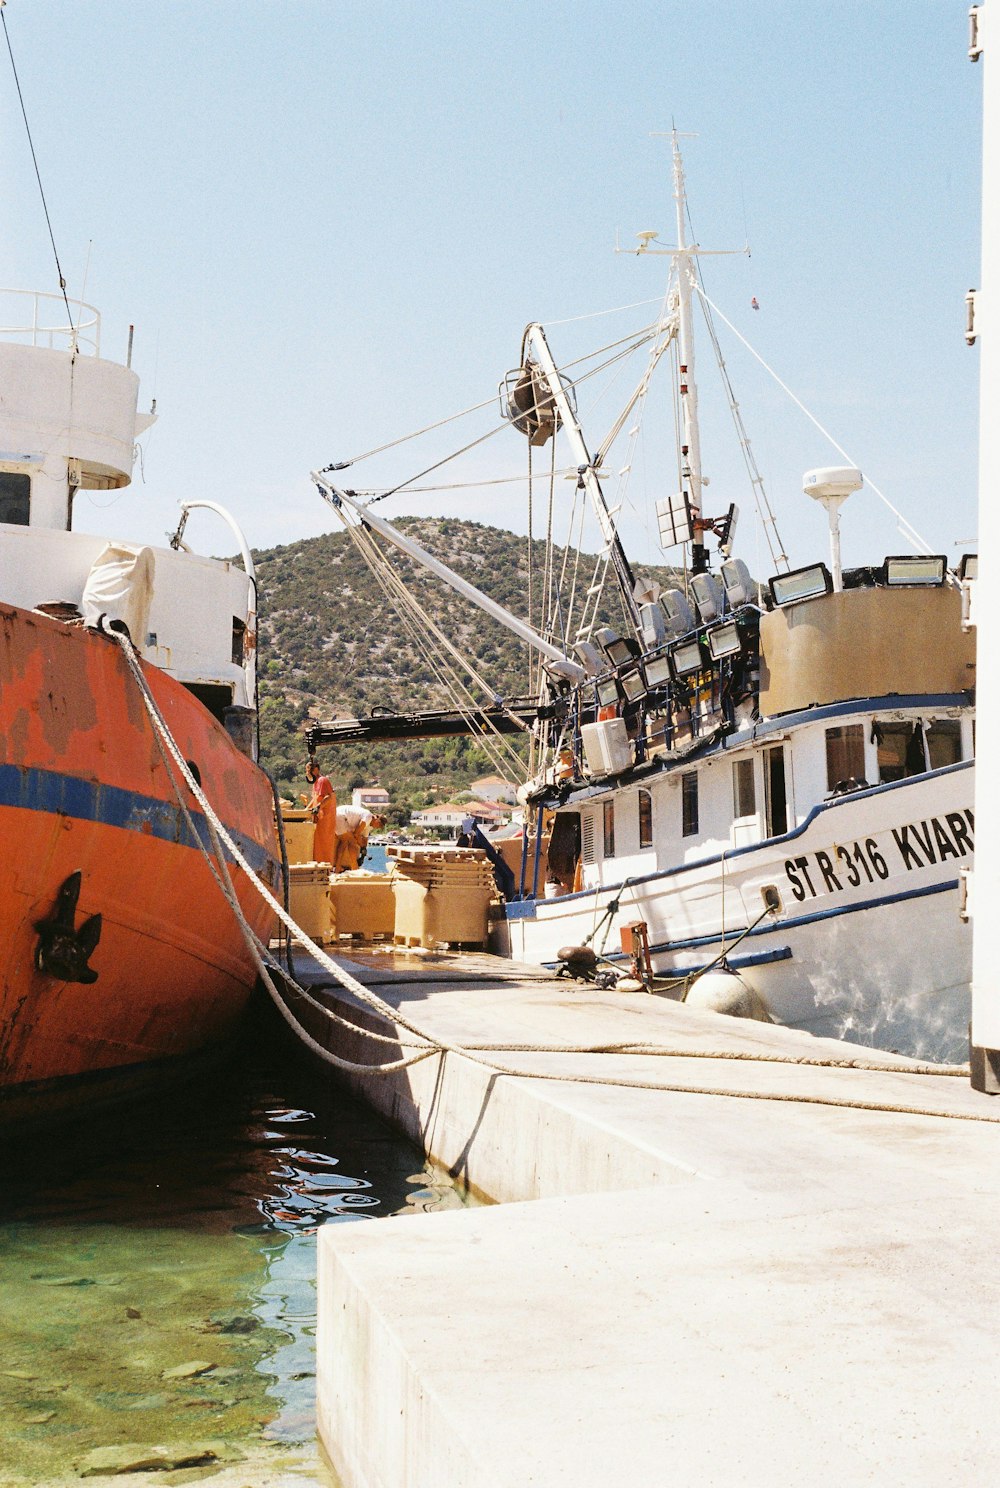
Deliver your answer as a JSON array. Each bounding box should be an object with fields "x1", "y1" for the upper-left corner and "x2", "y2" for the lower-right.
[{"x1": 0, "y1": 602, "x2": 280, "y2": 1091}]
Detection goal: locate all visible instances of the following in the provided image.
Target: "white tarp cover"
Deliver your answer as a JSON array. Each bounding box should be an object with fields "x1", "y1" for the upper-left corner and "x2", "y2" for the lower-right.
[{"x1": 81, "y1": 543, "x2": 156, "y2": 643}]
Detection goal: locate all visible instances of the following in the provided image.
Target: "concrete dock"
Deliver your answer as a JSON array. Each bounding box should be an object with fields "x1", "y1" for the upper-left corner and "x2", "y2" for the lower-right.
[{"x1": 298, "y1": 951, "x2": 1000, "y2": 1487}]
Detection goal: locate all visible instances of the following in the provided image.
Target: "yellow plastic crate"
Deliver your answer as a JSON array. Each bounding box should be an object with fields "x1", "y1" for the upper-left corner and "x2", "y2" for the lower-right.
[
  {"x1": 392, "y1": 877, "x2": 492, "y2": 949},
  {"x1": 280, "y1": 808, "x2": 316, "y2": 867},
  {"x1": 329, "y1": 870, "x2": 395, "y2": 940},
  {"x1": 288, "y1": 863, "x2": 334, "y2": 941}
]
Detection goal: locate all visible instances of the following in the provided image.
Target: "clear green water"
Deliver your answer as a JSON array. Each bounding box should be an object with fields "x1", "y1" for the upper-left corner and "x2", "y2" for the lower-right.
[{"x1": 0, "y1": 1017, "x2": 468, "y2": 1485}]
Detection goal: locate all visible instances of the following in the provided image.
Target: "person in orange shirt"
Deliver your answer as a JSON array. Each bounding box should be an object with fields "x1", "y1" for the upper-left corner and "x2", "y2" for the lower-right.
[{"x1": 304, "y1": 759, "x2": 337, "y2": 865}]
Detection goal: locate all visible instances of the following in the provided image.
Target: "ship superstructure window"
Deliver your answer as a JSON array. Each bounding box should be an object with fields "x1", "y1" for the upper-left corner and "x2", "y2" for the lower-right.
[
  {"x1": 603, "y1": 800, "x2": 615, "y2": 858},
  {"x1": 732, "y1": 758, "x2": 756, "y2": 819},
  {"x1": 681, "y1": 771, "x2": 699, "y2": 837},
  {"x1": 826, "y1": 724, "x2": 866, "y2": 791},
  {"x1": 638, "y1": 789, "x2": 653, "y2": 849},
  {"x1": 0, "y1": 472, "x2": 30, "y2": 526},
  {"x1": 874, "y1": 721, "x2": 926, "y2": 783},
  {"x1": 927, "y1": 720, "x2": 962, "y2": 769},
  {"x1": 764, "y1": 745, "x2": 788, "y2": 837}
]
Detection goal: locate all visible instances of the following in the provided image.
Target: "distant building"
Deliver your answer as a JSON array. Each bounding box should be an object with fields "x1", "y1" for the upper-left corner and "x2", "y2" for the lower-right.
[
  {"x1": 410, "y1": 799, "x2": 511, "y2": 834},
  {"x1": 410, "y1": 803, "x2": 469, "y2": 833},
  {"x1": 352, "y1": 785, "x2": 391, "y2": 810},
  {"x1": 469, "y1": 774, "x2": 518, "y2": 804}
]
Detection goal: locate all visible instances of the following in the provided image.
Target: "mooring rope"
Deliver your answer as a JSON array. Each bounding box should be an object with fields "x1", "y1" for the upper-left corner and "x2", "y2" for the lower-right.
[{"x1": 108, "y1": 625, "x2": 991, "y2": 1125}]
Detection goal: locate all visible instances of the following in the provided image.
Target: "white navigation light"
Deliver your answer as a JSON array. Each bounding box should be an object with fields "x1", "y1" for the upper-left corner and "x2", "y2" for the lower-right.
[
  {"x1": 884, "y1": 555, "x2": 948, "y2": 586},
  {"x1": 707, "y1": 621, "x2": 743, "y2": 660},
  {"x1": 690, "y1": 572, "x2": 724, "y2": 623},
  {"x1": 670, "y1": 638, "x2": 705, "y2": 677},
  {"x1": 660, "y1": 588, "x2": 697, "y2": 637},
  {"x1": 769, "y1": 563, "x2": 833, "y2": 608},
  {"x1": 721, "y1": 557, "x2": 754, "y2": 608}
]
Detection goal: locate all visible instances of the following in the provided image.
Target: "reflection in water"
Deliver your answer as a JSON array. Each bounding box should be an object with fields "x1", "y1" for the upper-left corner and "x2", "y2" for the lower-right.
[{"x1": 0, "y1": 1015, "x2": 468, "y2": 1485}]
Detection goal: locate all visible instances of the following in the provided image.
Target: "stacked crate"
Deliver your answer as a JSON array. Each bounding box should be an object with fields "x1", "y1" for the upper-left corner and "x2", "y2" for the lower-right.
[
  {"x1": 288, "y1": 863, "x2": 335, "y2": 942},
  {"x1": 388, "y1": 847, "x2": 495, "y2": 949},
  {"x1": 328, "y1": 869, "x2": 395, "y2": 941}
]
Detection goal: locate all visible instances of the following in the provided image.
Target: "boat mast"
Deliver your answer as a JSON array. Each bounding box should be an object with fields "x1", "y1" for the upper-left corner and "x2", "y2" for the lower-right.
[{"x1": 671, "y1": 132, "x2": 706, "y2": 566}]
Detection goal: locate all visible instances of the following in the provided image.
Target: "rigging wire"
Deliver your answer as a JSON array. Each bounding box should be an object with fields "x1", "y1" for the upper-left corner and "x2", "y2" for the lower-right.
[
  {"x1": 692, "y1": 282, "x2": 936, "y2": 556},
  {"x1": 2, "y1": 5, "x2": 76, "y2": 340},
  {"x1": 330, "y1": 324, "x2": 660, "y2": 506},
  {"x1": 322, "y1": 497, "x2": 532, "y2": 776}
]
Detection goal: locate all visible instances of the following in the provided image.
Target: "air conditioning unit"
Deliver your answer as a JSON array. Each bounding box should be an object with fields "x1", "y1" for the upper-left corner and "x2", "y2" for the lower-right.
[{"x1": 581, "y1": 718, "x2": 633, "y2": 777}]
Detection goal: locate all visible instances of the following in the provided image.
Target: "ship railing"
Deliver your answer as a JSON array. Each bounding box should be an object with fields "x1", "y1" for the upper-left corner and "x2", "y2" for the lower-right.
[{"x1": 0, "y1": 288, "x2": 100, "y2": 355}]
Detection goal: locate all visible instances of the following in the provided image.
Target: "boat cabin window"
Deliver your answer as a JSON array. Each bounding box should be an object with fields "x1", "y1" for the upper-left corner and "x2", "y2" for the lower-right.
[
  {"x1": 681, "y1": 771, "x2": 699, "y2": 837},
  {"x1": 764, "y1": 745, "x2": 788, "y2": 837},
  {"x1": 825, "y1": 724, "x2": 866, "y2": 792},
  {"x1": 0, "y1": 471, "x2": 31, "y2": 526},
  {"x1": 874, "y1": 721, "x2": 927, "y2": 782},
  {"x1": 873, "y1": 719, "x2": 963, "y2": 781},
  {"x1": 603, "y1": 800, "x2": 615, "y2": 858},
  {"x1": 231, "y1": 616, "x2": 247, "y2": 666},
  {"x1": 927, "y1": 720, "x2": 962, "y2": 769},
  {"x1": 732, "y1": 759, "x2": 756, "y2": 819},
  {"x1": 638, "y1": 789, "x2": 653, "y2": 849}
]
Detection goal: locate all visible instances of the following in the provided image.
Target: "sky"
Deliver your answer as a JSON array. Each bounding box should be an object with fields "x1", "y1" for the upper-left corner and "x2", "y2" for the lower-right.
[{"x1": 0, "y1": 1, "x2": 984, "y2": 585}]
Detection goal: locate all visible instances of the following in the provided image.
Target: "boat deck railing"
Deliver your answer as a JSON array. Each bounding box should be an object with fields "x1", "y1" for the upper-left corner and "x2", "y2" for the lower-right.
[{"x1": 0, "y1": 288, "x2": 100, "y2": 355}]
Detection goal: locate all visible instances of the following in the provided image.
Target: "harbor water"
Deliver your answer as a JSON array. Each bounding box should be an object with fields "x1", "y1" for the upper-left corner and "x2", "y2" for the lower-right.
[{"x1": 0, "y1": 1008, "x2": 471, "y2": 1486}]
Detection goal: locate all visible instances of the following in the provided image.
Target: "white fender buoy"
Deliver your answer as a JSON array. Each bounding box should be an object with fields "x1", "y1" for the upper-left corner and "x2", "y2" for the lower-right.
[{"x1": 685, "y1": 968, "x2": 772, "y2": 1023}]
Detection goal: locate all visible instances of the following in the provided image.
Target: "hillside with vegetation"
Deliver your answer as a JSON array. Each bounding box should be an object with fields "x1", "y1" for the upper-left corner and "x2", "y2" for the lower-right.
[{"x1": 255, "y1": 518, "x2": 681, "y2": 824}]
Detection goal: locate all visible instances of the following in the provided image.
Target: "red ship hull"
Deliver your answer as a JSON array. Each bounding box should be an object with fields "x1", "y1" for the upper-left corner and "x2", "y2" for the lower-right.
[{"x1": 0, "y1": 602, "x2": 280, "y2": 1115}]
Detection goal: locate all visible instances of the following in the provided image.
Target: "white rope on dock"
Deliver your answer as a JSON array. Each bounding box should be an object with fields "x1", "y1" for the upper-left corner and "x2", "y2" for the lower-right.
[{"x1": 109, "y1": 625, "x2": 994, "y2": 1126}]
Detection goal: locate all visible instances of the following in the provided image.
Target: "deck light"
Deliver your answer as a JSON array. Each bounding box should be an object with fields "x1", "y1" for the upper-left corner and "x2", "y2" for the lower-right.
[
  {"x1": 593, "y1": 627, "x2": 638, "y2": 667},
  {"x1": 641, "y1": 654, "x2": 673, "y2": 688},
  {"x1": 768, "y1": 563, "x2": 833, "y2": 608},
  {"x1": 670, "y1": 637, "x2": 705, "y2": 678},
  {"x1": 690, "y1": 572, "x2": 724, "y2": 623},
  {"x1": 884, "y1": 555, "x2": 948, "y2": 587},
  {"x1": 573, "y1": 641, "x2": 603, "y2": 676},
  {"x1": 596, "y1": 677, "x2": 620, "y2": 708},
  {"x1": 721, "y1": 557, "x2": 754, "y2": 608},
  {"x1": 620, "y1": 668, "x2": 646, "y2": 702},
  {"x1": 659, "y1": 587, "x2": 697, "y2": 637},
  {"x1": 706, "y1": 620, "x2": 743, "y2": 661},
  {"x1": 959, "y1": 554, "x2": 978, "y2": 581}
]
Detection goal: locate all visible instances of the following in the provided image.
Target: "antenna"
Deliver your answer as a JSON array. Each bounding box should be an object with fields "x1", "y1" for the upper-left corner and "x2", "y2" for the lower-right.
[{"x1": 803, "y1": 466, "x2": 863, "y2": 592}]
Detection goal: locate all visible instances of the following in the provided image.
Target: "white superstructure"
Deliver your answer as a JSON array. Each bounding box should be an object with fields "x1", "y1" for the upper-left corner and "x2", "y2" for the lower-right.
[{"x1": 0, "y1": 290, "x2": 259, "y2": 732}]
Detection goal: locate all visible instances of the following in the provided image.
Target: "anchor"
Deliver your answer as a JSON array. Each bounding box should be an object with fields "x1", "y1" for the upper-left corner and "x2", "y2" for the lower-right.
[{"x1": 34, "y1": 871, "x2": 102, "y2": 984}]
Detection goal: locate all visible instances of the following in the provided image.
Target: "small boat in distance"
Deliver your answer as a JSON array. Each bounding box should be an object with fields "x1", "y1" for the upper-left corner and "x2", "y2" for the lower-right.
[
  {"x1": 308, "y1": 133, "x2": 976, "y2": 1065},
  {"x1": 0, "y1": 288, "x2": 280, "y2": 1121}
]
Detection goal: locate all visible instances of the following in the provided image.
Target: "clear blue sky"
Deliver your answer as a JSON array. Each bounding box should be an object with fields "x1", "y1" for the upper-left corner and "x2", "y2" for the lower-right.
[{"x1": 1, "y1": 1, "x2": 983, "y2": 580}]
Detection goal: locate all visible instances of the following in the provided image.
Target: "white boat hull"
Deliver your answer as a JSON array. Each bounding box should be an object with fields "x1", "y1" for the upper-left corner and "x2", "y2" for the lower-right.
[{"x1": 502, "y1": 762, "x2": 973, "y2": 1064}]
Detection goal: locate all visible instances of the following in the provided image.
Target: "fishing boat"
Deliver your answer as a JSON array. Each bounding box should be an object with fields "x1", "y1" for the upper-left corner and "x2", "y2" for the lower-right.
[
  {"x1": 308, "y1": 134, "x2": 975, "y2": 1065},
  {"x1": 0, "y1": 288, "x2": 281, "y2": 1120}
]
